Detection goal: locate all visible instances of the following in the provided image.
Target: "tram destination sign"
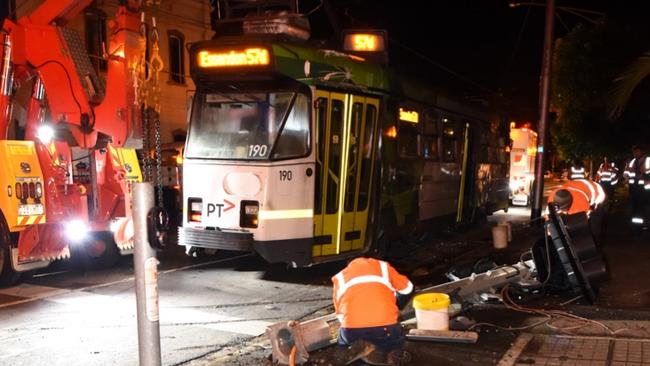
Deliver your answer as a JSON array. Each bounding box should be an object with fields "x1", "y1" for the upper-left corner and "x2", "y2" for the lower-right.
[
  {"x1": 198, "y1": 48, "x2": 269, "y2": 67},
  {"x1": 195, "y1": 46, "x2": 272, "y2": 70}
]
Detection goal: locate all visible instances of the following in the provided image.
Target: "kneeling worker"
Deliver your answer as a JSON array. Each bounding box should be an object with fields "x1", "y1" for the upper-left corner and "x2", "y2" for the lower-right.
[
  {"x1": 548, "y1": 178, "x2": 606, "y2": 240},
  {"x1": 332, "y1": 257, "x2": 414, "y2": 352},
  {"x1": 548, "y1": 178, "x2": 606, "y2": 215}
]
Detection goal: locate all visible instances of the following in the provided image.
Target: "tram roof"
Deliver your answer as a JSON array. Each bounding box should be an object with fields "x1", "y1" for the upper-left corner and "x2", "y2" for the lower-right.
[{"x1": 190, "y1": 38, "x2": 499, "y2": 122}]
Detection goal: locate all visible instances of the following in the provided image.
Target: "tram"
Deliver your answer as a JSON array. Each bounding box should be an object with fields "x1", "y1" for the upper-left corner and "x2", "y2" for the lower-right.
[{"x1": 179, "y1": 12, "x2": 509, "y2": 266}]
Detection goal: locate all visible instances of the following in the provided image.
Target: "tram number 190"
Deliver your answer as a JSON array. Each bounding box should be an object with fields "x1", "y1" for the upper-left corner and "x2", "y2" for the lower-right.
[
  {"x1": 248, "y1": 144, "x2": 268, "y2": 157},
  {"x1": 279, "y1": 170, "x2": 292, "y2": 181}
]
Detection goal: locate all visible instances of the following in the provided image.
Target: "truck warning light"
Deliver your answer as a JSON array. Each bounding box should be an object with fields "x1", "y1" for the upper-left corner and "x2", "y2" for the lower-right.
[{"x1": 198, "y1": 48, "x2": 270, "y2": 68}]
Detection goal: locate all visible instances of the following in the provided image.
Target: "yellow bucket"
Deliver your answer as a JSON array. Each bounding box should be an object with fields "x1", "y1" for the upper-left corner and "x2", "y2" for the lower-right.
[{"x1": 412, "y1": 293, "x2": 450, "y2": 330}]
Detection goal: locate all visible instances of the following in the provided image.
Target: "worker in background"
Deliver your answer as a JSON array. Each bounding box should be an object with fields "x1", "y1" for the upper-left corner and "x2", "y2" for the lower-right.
[
  {"x1": 596, "y1": 157, "x2": 619, "y2": 202},
  {"x1": 548, "y1": 178, "x2": 606, "y2": 240},
  {"x1": 623, "y1": 145, "x2": 650, "y2": 229},
  {"x1": 332, "y1": 257, "x2": 413, "y2": 362},
  {"x1": 569, "y1": 160, "x2": 586, "y2": 180}
]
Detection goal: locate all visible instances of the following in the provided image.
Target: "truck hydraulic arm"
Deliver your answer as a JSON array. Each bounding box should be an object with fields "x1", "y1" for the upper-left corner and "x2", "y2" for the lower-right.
[{"x1": 0, "y1": 0, "x2": 143, "y2": 148}]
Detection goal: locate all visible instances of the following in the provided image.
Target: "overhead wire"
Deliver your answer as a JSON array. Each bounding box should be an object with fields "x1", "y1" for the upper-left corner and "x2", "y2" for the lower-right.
[
  {"x1": 388, "y1": 39, "x2": 501, "y2": 97},
  {"x1": 555, "y1": 11, "x2": 570, "y2": 32},
  {"x1": 499, "y1": 1, "x2": 533, "y2": 91},
  {"x1": 330, "y1": 6, "x2": 500, "y2": 98}
]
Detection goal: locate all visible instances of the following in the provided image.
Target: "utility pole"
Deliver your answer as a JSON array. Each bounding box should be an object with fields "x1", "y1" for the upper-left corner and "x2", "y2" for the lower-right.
[
  {"x1": 133, "y1": 182, "x2": 162, "y2": 366},
  {"x1": 531, "y1": 0, "x2": 555, "y2": 221}
]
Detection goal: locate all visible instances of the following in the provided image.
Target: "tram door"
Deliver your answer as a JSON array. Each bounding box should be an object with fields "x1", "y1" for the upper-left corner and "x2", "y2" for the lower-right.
[{"x1": 312, "y1": 91, "x2": 379, "y2": 257}]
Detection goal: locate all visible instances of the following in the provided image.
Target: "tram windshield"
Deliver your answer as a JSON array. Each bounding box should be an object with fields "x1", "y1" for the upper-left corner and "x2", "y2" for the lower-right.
[{"x1": 186, "y1": 91, "x2": 310, "y2": 160}]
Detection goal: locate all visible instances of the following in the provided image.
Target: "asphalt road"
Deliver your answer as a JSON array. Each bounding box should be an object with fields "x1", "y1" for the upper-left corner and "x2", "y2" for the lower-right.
[
  {"x1": 0, "y1": 178, "x2": 573, "y2": 366},
  {"x1": 0, "y1": 248, "x2": 340, "y2": 366}
]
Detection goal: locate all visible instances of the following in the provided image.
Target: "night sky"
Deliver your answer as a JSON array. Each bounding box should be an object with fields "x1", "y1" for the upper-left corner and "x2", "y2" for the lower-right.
[
  {"x1": 3, "y1": 0, "x2": 650, "y2": 124},
  {"x1": 313, "y1": 0, "x2": 650, "y2": 123}
]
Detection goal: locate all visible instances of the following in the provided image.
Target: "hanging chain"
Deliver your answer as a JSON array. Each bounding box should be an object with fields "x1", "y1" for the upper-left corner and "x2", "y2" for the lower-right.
[
  {"x1": 149, "y1": 15, "x2": 164, "y2": 208},
  {"x1": 154, "y1": 113, "x2": 163, "y2": 208},
  {"x1": 136, "y1": 8, "x2": 164, "y2": 208}
]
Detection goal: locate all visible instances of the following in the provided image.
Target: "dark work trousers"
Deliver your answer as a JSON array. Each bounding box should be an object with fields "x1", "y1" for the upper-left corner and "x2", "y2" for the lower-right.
[
  {"x1": 338, "y1": 323, "x2": 405, "y2": 351},
  {"x1": 629, "y1": 185, "x2": 649, "y2": 225},
  {"x1": 589, "y1": 205, "x2": 606, "y2": 243}
]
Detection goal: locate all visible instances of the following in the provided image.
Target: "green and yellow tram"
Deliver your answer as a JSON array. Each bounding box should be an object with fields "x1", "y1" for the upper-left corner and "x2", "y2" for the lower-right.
[{"x1": 179, "y1": 21, "x2": 509, "y2": 266}]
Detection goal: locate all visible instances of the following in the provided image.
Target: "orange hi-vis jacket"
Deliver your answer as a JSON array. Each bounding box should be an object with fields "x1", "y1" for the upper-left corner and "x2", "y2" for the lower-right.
[
  {"x1": 548, "y1": 179, "x2": 606, "y2": 215},
  {"x1": 332, "y1": 257, "x2": 413, "y2": 329}
]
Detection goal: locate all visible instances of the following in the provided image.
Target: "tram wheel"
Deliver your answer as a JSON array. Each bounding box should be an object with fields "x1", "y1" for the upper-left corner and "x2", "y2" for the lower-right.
[{"x1": 0, "y1": 213, "x2": 21, "y2": 287}]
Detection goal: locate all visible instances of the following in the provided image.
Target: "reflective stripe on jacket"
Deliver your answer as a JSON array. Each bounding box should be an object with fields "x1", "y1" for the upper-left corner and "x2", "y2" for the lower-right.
[
  {"x1": 597, "y1": 162, "x2": 618, "y2": 185},
  {"x1": 332, "y1": 257, "x2": 413, "y2": 328},
  {"x1": 624, "y1": 156, "x2": 650, "y2": 188},
  {"x1": 548, "y1": 179, "x2": 605, "y2": 215},
  {"x1": 570, "y1": 166, "x2": 585, "y2": 180}
]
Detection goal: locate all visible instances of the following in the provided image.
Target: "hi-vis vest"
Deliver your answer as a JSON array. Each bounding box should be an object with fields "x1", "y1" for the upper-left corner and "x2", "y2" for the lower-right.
[
  {"x1": 597, "y1": 162, "x2": 619, "y2": 185},
  {"x1": 548, "y1": 179, "x2": 606, "y2": 215},
  {"x1": 624, "y1": 156, "x2": 650, "y2": 190},
  {"x1": 570, "y1": 166, "x2": 586, "y2": 180},
  {"x1": 332, "y1": 258, "x2": 413, "y2": 328}
]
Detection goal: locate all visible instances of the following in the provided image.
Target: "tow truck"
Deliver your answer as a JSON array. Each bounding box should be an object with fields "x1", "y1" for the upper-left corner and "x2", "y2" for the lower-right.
[
  {"x1": 509, "y1": 124, "x2": 537, "y2": 206},
  {"x1": 0, "y1": 0, "x2": 148, "y2": 285}
]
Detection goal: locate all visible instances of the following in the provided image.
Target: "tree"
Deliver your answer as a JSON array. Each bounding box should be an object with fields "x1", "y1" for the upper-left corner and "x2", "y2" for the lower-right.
[{"x1": 551, "y1": 20, "x2": 650, "y2": 161}]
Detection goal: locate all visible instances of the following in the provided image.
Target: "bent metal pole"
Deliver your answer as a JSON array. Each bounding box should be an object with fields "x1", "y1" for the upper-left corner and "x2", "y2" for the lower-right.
[{"x1": 133, "y1": 182, "x2": 162, "y2": 366}]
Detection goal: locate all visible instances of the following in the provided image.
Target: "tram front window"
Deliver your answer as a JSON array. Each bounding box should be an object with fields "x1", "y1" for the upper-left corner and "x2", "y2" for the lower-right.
[{"x1": 186, "y1": 91, "x2": 310, "y2": 160}]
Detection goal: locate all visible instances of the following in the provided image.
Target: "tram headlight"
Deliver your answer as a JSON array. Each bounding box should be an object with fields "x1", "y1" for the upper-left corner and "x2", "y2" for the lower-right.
[
  {"x1": 240, "y1": 201, "x2": 259, "y2": 228},
  {"x1": 188, "y1": 198, "x2": 203, "y2": 223}
]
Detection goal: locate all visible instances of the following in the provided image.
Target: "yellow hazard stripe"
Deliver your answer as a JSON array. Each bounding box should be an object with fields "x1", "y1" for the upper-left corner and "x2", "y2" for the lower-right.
[
  {"x1": 17, "y1": 215, "x2": 45, "y2": 225},
  {"x1": 258, "y1": 209, "x2": 313, "y2": 220}
]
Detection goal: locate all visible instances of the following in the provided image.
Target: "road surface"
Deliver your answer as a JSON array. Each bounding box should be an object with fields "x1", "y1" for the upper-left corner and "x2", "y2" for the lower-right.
[{"x1": 0, "y1": 249, "x2": 337, "y2": 366}]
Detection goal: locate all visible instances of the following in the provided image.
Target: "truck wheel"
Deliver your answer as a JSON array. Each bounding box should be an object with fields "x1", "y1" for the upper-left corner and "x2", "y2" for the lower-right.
[
  {"x1": 0, "y1": 213, "x2": 21, "y2": 287},
  {"x1": 79, "y1": 232, "x2": 121, "y2": 269}
]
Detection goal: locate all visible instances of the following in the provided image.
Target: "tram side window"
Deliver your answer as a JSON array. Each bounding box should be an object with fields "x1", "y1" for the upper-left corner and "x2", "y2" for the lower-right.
[
  {"x1": 357, "y1": 105, "x2": 377, "y2": 211},
  {"x1": 421, "y1": 112, "x2": 439, "y2": 160},
  {"x1": 326, "y1": 100, "x2": 344, "y2": 214},
  {"x1": 442, "y1": 118, "x2": 456, "y2": 162},
  {"x1": 398, "y1": 120, "x2": 419, "y2": 158},
  {"x1": 314, "y1": 98, "x2": 328, "y2": 215}
]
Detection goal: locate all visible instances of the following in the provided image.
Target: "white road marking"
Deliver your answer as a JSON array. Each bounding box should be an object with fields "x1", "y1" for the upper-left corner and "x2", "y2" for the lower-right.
[
  {"x1": 497, "y1": 333, "x2": 533, "y2": 366},
  {"x1": 3, "y1": 286, "x2": 271, "y2": 339},
  {"x1": 0, "y1": 284, "x2": 68, "y2": 299},
  {"x1": 0, "y1": 254, "x2": 252, "y2": 309},
  {"x1": 202, "y1": 319, "x2": 272, "y2": 336}
]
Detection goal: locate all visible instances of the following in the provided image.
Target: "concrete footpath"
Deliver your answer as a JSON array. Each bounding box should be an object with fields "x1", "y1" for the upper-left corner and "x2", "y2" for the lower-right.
[{"x1": 185, "y1": 199, "x2": 650, "y2": 365}]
